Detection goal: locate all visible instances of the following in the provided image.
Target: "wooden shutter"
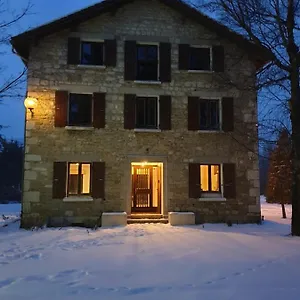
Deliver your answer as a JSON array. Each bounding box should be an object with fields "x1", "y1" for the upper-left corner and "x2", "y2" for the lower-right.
[
  {"x1": 124, "y1": 94, "x2": 136, "y2": 129},
  {"x1": 223, "y1": 163, "x2": 236, "y2": 198},
  {"x1": 189, "y1": 163, "x2": 201, "y2": 198},
  {"x1": 93, "y1": 93, "x2": 106, "y2": 129},
  {"x1": 188, "y1": 97, "x2": 199, "y2": 130},
  {"x1": 222, "y1": 97, "x2": 234, "y2": 132},
  {"x1": 179, "y1": 44, "x2": 190, "y2": 70},
  {"x1": 212, "y1": 46, "x2": 225, "y2": 72},
  {"x1": 92, "y1": 162, "x2": 105, "y2": 199},
  {"x1": 55, "y1": 91, "x2": 68, "y2": 127},
  {"x1": 159, "y1": 43, "x2": 171, "y2": 82},
  {"x1": 124, "y1": 41, "x2": 137, "y2": 80},
  {"x1": 159, "y1": 95, "x2": 172, "y2": 130},
  {"x1": 67, "y1": 37, "x2": 80, "y2": 65},
  {"x1": 52, "y1": 162, "x2": 67, "y2": 199},
  {"x1": 104, "y1": 39, "x2": 117, "y2": 67}
]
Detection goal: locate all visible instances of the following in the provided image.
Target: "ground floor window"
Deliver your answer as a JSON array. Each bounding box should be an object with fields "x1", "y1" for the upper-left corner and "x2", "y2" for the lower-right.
[
  {"x1": 68, "y1": 163, "x2": 91, "y2": 196},
  {"x1": 200, "y1": 164, "x2": 221, "y2": 193}
]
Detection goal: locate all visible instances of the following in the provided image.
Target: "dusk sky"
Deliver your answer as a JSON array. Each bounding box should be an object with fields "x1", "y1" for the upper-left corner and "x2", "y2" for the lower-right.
[{"x1": 0, "y1": 0, "x2": 100, "y2": 141}]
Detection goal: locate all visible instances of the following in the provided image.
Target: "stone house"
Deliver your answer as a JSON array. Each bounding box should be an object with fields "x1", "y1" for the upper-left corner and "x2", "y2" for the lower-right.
[{"x1": 11, "y1": 0, "x2": 268, "y2": 228}]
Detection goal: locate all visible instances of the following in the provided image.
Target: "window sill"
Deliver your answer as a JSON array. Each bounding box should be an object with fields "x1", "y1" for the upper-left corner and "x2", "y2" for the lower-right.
[
  {"x1": 63, "y1": 196, "x2": 94, "y2": 202},
  {"x1": 65, "y1": 126, "x2": 94, "y2": 131},
  {"x1": 197, "y1": 130, "x2": 222, "y2": 133},
  {"x1": 77, "y1": 65, "x2": 106, "y2": 69},
  {"x1": 134, "y1": 80, "x2": 162, "y2": 85},
  {"x1": 198, "y1": 197, "x2": 226, "y2": 202},
  {"x1": 188, "y1": 70, "x2": 213, "y2": 74},
  {"x1": 134, "y1": 128, "x2": 161, "y2": 133}
]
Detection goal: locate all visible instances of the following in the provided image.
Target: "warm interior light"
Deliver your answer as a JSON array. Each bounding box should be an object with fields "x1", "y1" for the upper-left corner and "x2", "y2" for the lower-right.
[
  {"x1": 141, "y1": 161, "x2": 148, "y2": 167},
  {"x1": 24, "y1": 97, "x2": 38, "y2": 109}
]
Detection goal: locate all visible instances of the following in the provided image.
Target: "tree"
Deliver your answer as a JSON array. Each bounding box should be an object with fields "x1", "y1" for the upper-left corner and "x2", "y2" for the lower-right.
[
  {"x1": 266, "y1": 129, "x2": 292, "y2": 218},
  {"x1": 196, "y1": 0, "x2": 300, "y2": 235}
]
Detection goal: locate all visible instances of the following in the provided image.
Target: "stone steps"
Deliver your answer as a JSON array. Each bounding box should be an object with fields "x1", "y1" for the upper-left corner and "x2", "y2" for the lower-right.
[{"x1": 127, "y1": 218, "x2": 169, "y2": 224}]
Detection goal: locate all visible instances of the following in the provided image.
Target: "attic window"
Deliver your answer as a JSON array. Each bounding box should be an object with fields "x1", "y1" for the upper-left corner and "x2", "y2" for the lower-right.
[{"x1": 81, "y1": 41, "x2": 104, "y2": 66}]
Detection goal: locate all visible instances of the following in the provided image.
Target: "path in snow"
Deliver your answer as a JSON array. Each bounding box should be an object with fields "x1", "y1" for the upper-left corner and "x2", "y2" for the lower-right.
[{"x1": 0, "y1": 200, "x2": 299, "y2": 300}]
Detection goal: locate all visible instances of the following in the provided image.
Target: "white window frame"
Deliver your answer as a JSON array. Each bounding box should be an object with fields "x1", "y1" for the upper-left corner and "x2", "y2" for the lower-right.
[
  {"x1": 188, "y1": 45, "x2": 213, "y2": 72},
  {"x1": 134, "y1": 95, "x2": 161, "y2": 132}
]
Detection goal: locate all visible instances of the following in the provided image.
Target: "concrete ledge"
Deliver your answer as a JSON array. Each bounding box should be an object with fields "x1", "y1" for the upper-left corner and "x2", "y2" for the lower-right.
[
  {"x1": 169, "y1": 212, "x2": 195, "y2": 226},
  {"x1": 102, "y1": 212, "x2": 127, "y2": 227}
]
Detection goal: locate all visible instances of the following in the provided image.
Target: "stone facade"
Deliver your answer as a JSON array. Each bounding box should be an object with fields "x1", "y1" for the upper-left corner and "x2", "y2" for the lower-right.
[{"x1": 21, "y1": 0, "x2": 260, "y2": 228}]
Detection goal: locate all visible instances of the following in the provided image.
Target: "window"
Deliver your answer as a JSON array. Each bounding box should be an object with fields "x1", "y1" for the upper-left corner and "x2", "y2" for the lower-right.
[
  {"x1": 199, "y1": 99, "x2": 220, "y2": 130},
  {"x1": 190, "y1": 47, "x2": 211, "y2": 71},
  {"x1": 81, "y1": 41, "x2": 104, "y2": 66},
  {"x1": 137, "y1": 44, "x2": 158, "y2": 81},
  {"x1": 200, "y1": 164, "x2": 221, "y2": 193},
  {"x1": 135, "y1": 97, "x2": 158, "y2": 129},
  {"x1": 68, "y1": 163, "x2": 91, "y2": 196},
  {"x1": 68, "y1": 93, "x2": 92, "y2": 126}
]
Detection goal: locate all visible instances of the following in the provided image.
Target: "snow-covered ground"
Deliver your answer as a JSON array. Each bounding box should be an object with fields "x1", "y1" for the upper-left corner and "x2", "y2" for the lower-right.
[
  {"x1": 0, "y1": 199, "x2": 299, "y2": 300},
  {"x1": 0, "y1": 203, "x2": 21, "y2": 227}
]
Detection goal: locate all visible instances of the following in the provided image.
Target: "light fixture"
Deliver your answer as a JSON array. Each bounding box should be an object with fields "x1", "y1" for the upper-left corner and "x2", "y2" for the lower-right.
[
  {"x1": 24, "y1": 97, "x2": 38, "y2": 118},
  {"x1": 141, "y1": 161, "x2": 148, "y2": 168}
]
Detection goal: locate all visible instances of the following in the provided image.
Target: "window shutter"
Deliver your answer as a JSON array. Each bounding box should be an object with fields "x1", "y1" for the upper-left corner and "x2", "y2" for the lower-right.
[
  {"x1": 52, "y1": 162, "x2": 67, "y2": 199},
  {"x1": 179, "y1": 44, "x2": 190, "y2": 70},
  {"x1": 159, "y1": 95, "x2": 172, "y2": 130},
  {"x1": 93, "y1": 93, "x2": 106, "y2": 129},
  {"x1": 124, "y1": 41, "x2": 137, "y2": 81},
  {"x1": 222, "y1": 97, "x2": 234, "y2": 132},
  {"x1": 189, "y1": 163, "x2": 201, "y2": 198},
  {"x1": 104, "y1": 39, "x2": 117, "y2": 67},
  {"x1": 67, "y1": 37, "x2": 80, "y2": 65},
  {"x1": 223, "y1": 163, "x2": 236, "y2": 198},
  {"x1": 212, "y1": 46, "x2": 224, "y2": 72},
  {"x1": 159, "y1": 43, "x2": 171, "y2": 82},
  {"x1": 55, "y1": 91, "x2": 68, "y2": 127},
  {"x1": 92, "y1": 162, "x2": 105, "y2": 199},
  {"x1": 188, "y1": 97, "x2": 199, "y2": 130},
  {"x1": 124, "y1": 94, "x2": 136, "y2": 129}
]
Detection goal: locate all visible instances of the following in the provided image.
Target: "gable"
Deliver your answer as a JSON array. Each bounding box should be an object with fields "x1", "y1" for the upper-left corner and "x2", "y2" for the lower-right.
[{"x1": 11, "y1": 0, "x2": 270, "y2": 66}]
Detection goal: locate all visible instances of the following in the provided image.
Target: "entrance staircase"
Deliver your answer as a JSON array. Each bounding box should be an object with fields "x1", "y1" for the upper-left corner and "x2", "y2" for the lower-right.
[{"x1": 127, "y1": 214, "x2": 169, "y2": 224}]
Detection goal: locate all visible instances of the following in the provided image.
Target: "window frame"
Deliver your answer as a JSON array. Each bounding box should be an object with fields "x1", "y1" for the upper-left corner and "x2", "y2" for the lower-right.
[
  {"x1": 200, "y1": 164, "x2": 222, "y2": 194},
  {"x1": 189, "y1": 45, "x2": 213, "y2": 72},
  {"x1": 198, "y1": 98, "x2": 222, "y2": 131},
  {"x1": 67, "y1": 162, "x2": 92, "y2": 197},
  {"x1": 135, "y1": 95, "x2": 160, "y2": 130},
  {"x1": 80, "y1": 39, "x2": 105, "y2": 66},
  {"x1": 67, "y1": 93, "x2": 93, "y2": 127},
  {"x1": 136, "y1": 42, "x2": 160, "y2": 82}
]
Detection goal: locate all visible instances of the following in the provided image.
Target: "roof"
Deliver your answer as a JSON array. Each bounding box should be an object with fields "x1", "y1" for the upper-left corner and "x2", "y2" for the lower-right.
[{"x1": 10, "y1": 0, "x2": 270, "y2": 66}]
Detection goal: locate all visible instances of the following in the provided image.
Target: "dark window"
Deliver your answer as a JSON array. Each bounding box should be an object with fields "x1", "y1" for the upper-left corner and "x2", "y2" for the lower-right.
[
  {"x1": 137, "y1": 45, "x2": 158, "y2": 81},
  {"x1": 200, "y1": 164, "x2": 221, "y2": 193},
  {"x1": 81, "y1": 41, "x2": 104, "y2": 66},
  {"x1": 68, "y1": 163, "x2": 91, "y2": 196},
  {"x1": 199, "y1": 99, "x2": 220, "y2": 130},
  {"x1": 136, "y1": 97, "x2": 158, "y2": 129},
  {"x1": 68, "y1": 94, "x2": 92, "y2": 126},
  {"x1": 190, "y1": 47, "x2": 211, "y2": 71}
]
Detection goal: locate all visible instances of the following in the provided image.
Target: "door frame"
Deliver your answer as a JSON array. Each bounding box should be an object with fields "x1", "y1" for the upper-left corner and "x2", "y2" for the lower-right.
[{"x1": 124, "y1": 156, "x2": 167, "y2": 216}]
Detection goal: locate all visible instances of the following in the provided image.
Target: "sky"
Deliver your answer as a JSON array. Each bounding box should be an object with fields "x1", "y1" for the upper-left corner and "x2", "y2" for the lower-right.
[{"x1": 0, "y1": 0, "x2": 100, "y2": 141}]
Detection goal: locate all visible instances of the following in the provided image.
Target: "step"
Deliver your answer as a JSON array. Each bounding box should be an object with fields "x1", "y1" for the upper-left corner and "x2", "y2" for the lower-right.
[
  {"x1": 129, "y1": 214, "x2": 165, "y2": 219},
  {"x1": 127, "y1": 218, "x2": 169, "y2": 224}
]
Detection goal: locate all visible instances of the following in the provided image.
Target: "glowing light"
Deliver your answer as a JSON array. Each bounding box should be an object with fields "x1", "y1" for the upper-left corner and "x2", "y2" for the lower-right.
[{"x1": 24, "y1": 97, "x2": 38, "y2": 109}]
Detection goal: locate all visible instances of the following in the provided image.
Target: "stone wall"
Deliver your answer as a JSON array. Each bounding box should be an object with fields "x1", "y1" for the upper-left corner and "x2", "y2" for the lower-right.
[{"x1": 22, "y1": 0, "x2": 260, "y2": 228}]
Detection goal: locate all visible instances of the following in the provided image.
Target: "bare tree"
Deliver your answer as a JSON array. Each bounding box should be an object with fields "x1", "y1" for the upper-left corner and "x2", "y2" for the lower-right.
[{"x1": 195, "y1": 0, "x2": 300, "y2": 235}]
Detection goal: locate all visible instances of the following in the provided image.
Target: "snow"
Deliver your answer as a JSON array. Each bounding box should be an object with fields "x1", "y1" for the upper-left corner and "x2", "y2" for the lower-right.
[
  {"x1": 0, "y1": 199, "x2": 300, "y2": 300},
  {"x1": 0, "y1": 203, "x2": 21, "y2": 227}
]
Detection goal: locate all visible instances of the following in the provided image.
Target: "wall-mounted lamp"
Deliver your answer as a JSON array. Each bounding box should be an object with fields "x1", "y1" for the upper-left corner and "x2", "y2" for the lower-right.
[{"x1": 24, "y1": 97, "x2": 38, "y2": 118}]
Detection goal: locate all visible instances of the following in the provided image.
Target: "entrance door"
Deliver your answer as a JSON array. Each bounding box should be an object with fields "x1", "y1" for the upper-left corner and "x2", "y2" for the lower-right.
[{"x1": 132, "y1": 164, "x2": 161, "y2": 213}]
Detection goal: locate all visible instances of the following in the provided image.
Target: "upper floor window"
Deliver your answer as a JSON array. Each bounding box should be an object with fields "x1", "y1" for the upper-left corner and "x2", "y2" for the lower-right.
[
  {"x1": 189, "y1": 47, "x2": 211, "y2": 71},
  {"x1": 199, "y1": 99, "x2": 220, "y2": 130},
  {"x1": 68, "y1": 163, "x2": 91, "y2": 196},
  {"x1": 81, "y1": 41, "x2": 104, "y2": 66},
  {"x1": 137, "y1": 44, "x2": 159, "y2": 81},
  {"x1": 136, "y1": 96, "x2": 158, "y2": 129},
  {"x1": 68, "y1": 93, "x2": 92, "y2": 127}
]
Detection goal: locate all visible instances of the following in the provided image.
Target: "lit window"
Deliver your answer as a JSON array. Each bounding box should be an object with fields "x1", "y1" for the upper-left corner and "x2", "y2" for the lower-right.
[
  {"x1": 190, "y1": 47, "x2": 211, "y2": 71},
  {"x1": 200, "y1": 164, "x2": 221, "y2": 193},
  {"x1": 81, "y1": 41, "x2": 104, "y2": 66},
  {"x1": 68, "y1": 93, "x2": 92, "y2": 127},
  {"x1": 68, "y1": 163, "x2": 91, "y2": 196}
]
